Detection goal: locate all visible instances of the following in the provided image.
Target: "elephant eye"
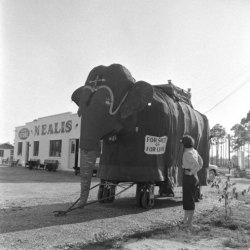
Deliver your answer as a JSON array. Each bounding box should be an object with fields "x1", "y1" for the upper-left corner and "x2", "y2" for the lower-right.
[{"x1": 105, "y1": 98, "x2": 111, "y2": 106}]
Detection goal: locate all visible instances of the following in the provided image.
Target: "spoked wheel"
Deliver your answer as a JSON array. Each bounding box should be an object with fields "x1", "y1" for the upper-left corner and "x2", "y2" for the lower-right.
[
  {"x1": 97, "y1": 181, "x2": 116, "y2": 203},
  {"x1": 136, "y1": 183, "x2": 155, "y2": 209},
  {"x1": 106, "y1": 184, "x2": 116, "y2": 203},
  {"x1": 97, "y1": 184, "x2": 105, "y2": 203}
]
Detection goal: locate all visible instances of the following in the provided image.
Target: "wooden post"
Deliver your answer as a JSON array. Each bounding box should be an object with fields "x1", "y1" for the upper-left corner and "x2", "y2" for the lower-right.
[{"x1": 228, "y1": 134, "x2": 231, "y2": 174}]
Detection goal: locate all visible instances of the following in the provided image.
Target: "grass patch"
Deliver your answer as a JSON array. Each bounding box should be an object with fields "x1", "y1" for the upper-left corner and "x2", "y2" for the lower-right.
[
  {"x1": 223, "y1": 229, "x2": 249, "y2": 249},
  {"x1": 195, "y1": 205, "x2": 250, "y2": 249}
]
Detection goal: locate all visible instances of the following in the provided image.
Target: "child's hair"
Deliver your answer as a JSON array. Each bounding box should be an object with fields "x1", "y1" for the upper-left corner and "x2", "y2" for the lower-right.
[{"x1": 181, "y1": 135, "x2": 194, "y2": 148}]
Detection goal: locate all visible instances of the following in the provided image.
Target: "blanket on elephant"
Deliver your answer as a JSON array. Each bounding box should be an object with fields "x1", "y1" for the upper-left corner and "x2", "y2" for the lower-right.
[
  {"x1": 72, "y1": 64, "x2": 210, "y2": 186},
  {"x1": 98, "y1": 86, "x2": 210, "y2": 185}
]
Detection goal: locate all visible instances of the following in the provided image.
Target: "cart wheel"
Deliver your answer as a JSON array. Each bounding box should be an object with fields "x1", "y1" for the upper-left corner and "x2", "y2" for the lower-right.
[
  {"x1": 141, "y1": 190, "x2": 154, "y2": 209},
  {"x1": 97, "y1": 184, "x2": 105, "y2": 203},
  {"x1": 136, "y1": 184, "x2": 143, "y2": 206},
  {"x1": 102, "y1": 187, "x2": 110, "y2": 203},
  {"x1": 140, "y1": 184, "x2": 155, "y2": 209},
  {"x1": 103, "y1": 185, "x2": 116, "y2": 203},
  {"x1": 108, "y1": 185, "x2": 116, "y2": 202},
  {"x1": 98, "y1": 182, "x2": 116, "y2": 203}
]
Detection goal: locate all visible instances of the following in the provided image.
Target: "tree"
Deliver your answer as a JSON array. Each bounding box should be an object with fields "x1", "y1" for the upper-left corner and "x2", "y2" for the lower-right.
[
  {"x1": 231, "y1": 110, "x2": 250, "y2": 150},
  {"x1": 241, "y1": 110, "x2": 250, "y2": 168},
  {"x1": 231, "y1": 124, "x2": 246, "y2": 150},
  {"x1": 210, "y1": 124, "x2": 226, "y2": 166},
  {"x1": 241, "y1": 110, "x2": 250, "y2": 143}
]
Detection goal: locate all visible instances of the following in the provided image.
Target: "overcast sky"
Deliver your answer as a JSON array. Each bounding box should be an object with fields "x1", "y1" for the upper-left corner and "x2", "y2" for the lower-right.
[{"x1": 1, "y1": 0, "x2": 250, "y2": 143}]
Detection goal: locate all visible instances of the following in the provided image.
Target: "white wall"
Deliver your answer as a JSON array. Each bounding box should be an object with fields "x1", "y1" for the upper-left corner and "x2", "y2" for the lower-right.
[
  {"x1": 0, "y1": 149, "x2": 13, "y2": 164},
  {"x1": 14, "y1": 112, "x2": 80, "y2": 170}
]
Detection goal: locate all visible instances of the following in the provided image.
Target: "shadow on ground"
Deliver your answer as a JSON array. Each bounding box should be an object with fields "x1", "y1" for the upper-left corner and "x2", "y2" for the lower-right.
[
  {"x1": 1, "y1": 165, "x2": 183, "y2": 234},
  {"x1": 0, "y1": 197, "x2": 182, "y2": 233}
]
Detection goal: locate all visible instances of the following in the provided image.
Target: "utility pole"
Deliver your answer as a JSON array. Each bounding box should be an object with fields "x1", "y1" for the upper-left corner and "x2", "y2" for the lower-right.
[
  {"x1": 221, "y1": 141, "x2": 223, "y2": 167},
  {"x1": 228, "y1": 134, "x2": 231, "y2": 174},
  {"x1": 248, "y1": 142, "x2": 249, "y2": 168}
]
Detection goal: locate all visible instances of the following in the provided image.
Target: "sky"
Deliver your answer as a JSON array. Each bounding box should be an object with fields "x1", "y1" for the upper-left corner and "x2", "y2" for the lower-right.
[{"x1": 1, "y1": 0, "x2": 250, "y2": 144}]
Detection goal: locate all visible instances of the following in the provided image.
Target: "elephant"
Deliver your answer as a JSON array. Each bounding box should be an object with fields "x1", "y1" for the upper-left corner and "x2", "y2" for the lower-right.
[{"x1": 72, "y1": 64, "x2": 210, "y2": 208}]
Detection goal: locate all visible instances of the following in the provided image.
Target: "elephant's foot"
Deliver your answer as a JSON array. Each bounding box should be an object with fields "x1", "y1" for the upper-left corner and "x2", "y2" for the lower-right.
[{"x1": 78, "y1": 200, "x2": 86, "y2": 208}]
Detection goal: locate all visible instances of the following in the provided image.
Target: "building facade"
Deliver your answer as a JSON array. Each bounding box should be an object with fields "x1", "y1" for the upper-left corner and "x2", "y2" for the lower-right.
[
  {"x1": 14, "y1": 112, "x2": 81, "y2": 171},
  {"x1": 0, "y1": 143, "x2": 14, "y2": 164}
]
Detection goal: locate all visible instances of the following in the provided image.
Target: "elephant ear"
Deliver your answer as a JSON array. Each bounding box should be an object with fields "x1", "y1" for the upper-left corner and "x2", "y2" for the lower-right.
[
  {"x1": 72, "y1": 86, "x2": 92, "y2": 117},
  {"x1": 72, "y1": 86, "x2": 84, "y2": 106},
  {"x1": 121, "y1": 81, "x2": 153, "y2": 119}
]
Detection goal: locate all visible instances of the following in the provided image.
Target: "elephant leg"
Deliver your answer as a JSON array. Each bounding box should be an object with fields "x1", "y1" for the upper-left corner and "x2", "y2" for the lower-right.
[{"x1": 79, "y1": 150, "x2": 97, "y2": 207}]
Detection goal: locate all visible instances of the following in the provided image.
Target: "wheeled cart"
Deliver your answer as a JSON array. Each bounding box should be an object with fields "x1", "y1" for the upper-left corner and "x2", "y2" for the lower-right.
[{"x1": 97, "y1": 181, "x2": 156, "y2": 209}]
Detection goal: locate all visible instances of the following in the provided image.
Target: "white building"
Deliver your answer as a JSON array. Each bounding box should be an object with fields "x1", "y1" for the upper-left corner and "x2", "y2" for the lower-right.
[
  {"x1": 14, "y1": 112, "x2": 81, "y2": 171},
  {"x1": 0, "y1": 143, "x2": 14, "y2": 164}
]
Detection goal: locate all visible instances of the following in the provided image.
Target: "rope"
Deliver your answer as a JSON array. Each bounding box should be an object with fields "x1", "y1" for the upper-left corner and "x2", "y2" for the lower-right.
[
  {"x1": 53, "y1": 182, "x2": 134, "y2": 216},
  {"x1": 84, "y1": 85, "x2": 128, "y2": 115}
]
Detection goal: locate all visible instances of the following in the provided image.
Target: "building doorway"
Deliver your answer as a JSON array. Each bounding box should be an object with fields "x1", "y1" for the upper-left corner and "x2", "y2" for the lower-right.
[{"x1": 69, "y1": 139, "x2": 79, "y2": 169}]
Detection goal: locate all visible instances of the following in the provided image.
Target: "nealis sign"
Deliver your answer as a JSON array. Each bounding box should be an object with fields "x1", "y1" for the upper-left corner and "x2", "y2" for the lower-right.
[
  {"x1": 18, "y1": 128, "x2": 30, "y2": 140},
  {"x1": 34, "y1": 120, "x2": 72, "y2": 136}
]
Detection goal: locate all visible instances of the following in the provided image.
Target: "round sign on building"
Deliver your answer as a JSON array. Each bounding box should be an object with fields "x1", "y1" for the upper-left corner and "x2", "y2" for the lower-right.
[{"x1": 18, "y1": 128, "x2": 30, "y2": 140}]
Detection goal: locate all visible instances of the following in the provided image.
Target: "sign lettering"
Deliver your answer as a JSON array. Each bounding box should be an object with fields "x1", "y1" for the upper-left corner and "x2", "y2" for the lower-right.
[
  {"x1": 144, "y1": 135, "x2": 168, "y2": 155},
  {"x1": 34, "y1": 120, "x2": 72, "y2": 136}
]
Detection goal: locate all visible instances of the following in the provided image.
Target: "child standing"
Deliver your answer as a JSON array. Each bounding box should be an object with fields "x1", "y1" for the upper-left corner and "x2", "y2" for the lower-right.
[{"x1": 181, "y1": 135, "x2": 203, "y2": 228}]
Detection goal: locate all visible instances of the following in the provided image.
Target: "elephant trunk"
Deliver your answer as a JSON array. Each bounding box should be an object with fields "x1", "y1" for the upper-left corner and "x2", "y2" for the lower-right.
[{"x1": 79, "y1": 150, "x2": 97, "y2": 206}]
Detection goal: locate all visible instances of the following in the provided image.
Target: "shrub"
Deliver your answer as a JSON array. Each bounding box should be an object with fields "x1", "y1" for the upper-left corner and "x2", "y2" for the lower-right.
[{"x1": 211, "y1": 176, "x2": 250, "y2": 219}]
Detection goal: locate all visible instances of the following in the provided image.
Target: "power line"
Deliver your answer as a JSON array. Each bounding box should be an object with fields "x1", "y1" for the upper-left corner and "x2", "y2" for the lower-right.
[
  {"x1": 205, "y1": 80, "x2": 249, "y2": 114},
  {"x1": 195, "y1": 69, "x2": 250, "y2": 106}
]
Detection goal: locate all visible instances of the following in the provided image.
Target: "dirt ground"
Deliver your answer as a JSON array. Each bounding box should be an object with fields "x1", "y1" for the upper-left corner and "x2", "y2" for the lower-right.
[{"x1": 0, "y1": 165, "x2": 250, "y2": 250}]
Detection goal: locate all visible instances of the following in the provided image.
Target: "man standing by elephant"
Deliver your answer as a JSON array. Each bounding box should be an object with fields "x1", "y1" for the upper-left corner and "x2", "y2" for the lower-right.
[{"x1": 181, "y1": 135, "x2": 203, "y2": 228}]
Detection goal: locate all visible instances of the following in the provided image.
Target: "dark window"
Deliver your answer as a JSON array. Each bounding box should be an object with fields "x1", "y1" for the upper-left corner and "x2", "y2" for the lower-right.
[
  {"x1": 0, "y1": 150, "x2": 4, "y2": 157},
  {"x1": 18, "y1": 142, "x2": 22, "y2": 155},
  {"x1": 49, "y1": 140, "x2": 61, "y2": 157},
  {"x1": 71, "y1": 142, "x2": 75, "y2": 153},
  {"x1": 33, "y1": 141, "x2": 39, "y2": 156}
]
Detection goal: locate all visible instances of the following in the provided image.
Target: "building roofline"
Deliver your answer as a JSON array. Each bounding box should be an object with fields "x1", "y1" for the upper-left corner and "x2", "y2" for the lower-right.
[
  {"x1": 0, "y1": 143, "x2": 14, "y2": 149},
  {"x1": 15, "y1": 112, "x2": 78, "y2": 129}
]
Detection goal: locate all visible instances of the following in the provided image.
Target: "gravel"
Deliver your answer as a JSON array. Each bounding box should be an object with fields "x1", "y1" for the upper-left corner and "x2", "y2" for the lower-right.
[{"x1": 0, "y1": 166, "x2": 228, "y2": 250}]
